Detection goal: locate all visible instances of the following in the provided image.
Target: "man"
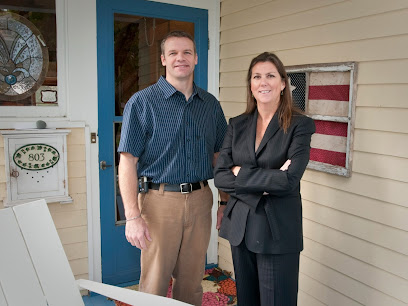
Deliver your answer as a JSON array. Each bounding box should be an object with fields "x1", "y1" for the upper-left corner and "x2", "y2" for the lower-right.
[{"x1": 117, "y1": 31, "x2": 228, "y2": 305}]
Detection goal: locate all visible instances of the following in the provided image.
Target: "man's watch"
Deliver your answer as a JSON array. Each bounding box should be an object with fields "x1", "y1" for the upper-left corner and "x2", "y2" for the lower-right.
[{"x1": 219, "y1": 201, "x2": 228, "y2": 205}]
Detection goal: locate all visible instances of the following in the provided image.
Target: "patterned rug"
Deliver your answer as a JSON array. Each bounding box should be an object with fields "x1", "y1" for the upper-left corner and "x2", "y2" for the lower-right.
[{"x1": 114, "y1": 267, "x2": 237, "y2": 305}]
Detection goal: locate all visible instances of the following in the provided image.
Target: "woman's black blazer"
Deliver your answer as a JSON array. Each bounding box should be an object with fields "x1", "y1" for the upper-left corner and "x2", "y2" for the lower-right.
[{"x1": 214, "y1": 110, "x2": 315, "y2": 254}]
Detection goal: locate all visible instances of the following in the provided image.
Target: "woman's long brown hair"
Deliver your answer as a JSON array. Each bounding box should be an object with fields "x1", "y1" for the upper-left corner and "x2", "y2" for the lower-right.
[{"x1": 245, "y1": 52, "x2": 297, "y2": 132}]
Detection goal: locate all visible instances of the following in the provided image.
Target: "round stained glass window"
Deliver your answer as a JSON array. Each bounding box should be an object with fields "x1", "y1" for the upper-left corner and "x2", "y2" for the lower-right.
[{"x1": 0, "y1": 12, "x2": 49, "y2": 101}]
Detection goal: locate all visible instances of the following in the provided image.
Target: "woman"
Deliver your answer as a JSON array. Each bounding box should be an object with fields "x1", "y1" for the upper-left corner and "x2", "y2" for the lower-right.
[{"x1": 214, "y1": 52, "x2": 315, "y2": 305}]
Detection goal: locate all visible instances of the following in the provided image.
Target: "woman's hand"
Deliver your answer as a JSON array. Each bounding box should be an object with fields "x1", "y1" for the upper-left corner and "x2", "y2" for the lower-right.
[
  {"x1": 262, "y1": 160, "x2": 291, "y2": 196},
  {"x1": 231, "y1": 166, "x2": 241, "y2": 176},
  {"x1": 280, "y1": 159, "x2": 291, "y2": 171}
]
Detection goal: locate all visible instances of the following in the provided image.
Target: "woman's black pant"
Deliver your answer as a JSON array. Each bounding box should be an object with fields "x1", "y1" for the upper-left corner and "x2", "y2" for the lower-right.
[{"x1": 231, "y1": 242, "x2": 300, "y2": 306}]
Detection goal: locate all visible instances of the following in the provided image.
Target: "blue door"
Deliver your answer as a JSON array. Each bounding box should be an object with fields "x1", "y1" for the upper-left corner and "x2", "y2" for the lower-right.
[{"x1": 97, "y1": 0, "x2": 208, "y2": 285}]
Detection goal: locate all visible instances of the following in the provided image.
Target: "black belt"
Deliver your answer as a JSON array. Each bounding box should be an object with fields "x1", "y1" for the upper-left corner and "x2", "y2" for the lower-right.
[{"x1": 148, "y1": 180, "x2": 208, "y2": 194}]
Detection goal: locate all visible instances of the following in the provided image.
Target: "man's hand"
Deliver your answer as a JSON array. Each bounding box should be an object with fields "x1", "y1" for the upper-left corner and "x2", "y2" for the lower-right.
[
  {"x1": 216, "y1": 205, "x2": 227, "y2": 230},
  {"x1": 125, "y1": 217, "x2": 152, "y2": 249}
]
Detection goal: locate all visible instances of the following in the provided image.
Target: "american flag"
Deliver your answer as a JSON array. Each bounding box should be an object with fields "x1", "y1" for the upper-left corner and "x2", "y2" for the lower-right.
[{"x1": 288, "y1": 71, "x2": 350, "y2": 168}]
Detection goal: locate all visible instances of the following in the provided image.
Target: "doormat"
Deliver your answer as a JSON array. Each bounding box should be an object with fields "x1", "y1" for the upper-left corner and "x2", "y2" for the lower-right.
[{"x1": 114, "y1": 267, "x2": 237, "y2": 305}]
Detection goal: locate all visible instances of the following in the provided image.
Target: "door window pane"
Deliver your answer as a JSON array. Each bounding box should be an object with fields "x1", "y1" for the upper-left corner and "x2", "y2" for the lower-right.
[{"x1": 114, "y1": 14, "x2": 194, "y2": 116}]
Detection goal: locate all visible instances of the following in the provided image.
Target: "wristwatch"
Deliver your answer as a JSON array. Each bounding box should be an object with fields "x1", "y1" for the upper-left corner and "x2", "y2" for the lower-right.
[{"x1": 219, "y1": 201, "x2": 228, "y2": 205}]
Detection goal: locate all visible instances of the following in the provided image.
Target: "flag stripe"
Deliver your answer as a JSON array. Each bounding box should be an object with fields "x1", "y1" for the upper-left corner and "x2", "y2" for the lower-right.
[
  {"x1": 309, "y1": 85, "x2": 349, "y2": 101},
  {"x1": 314, "y1": 120, "x2": 348, "y2": 137},
  {"x1": 308, "y1": 99, "x2": 349, "y2": 117},
  {"x1": 311, "y1": 133, "x2": 347, "y2": 153},
  {"x1": 310, "y1": 71, "x2": 350, "y2": 86},
  {"x1": 310, "y1": 148, "x2": 346, "y2": 167}
]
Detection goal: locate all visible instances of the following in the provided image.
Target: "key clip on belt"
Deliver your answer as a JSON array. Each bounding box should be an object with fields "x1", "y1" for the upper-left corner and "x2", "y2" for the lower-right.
[{"x1": 180, "y1": 183, "x2": 193, "y2": 194}]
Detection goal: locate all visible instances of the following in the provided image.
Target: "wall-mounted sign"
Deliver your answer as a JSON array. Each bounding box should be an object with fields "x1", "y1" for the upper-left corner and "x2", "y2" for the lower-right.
[{"x1": 13, "y1": 144, "x2": 60, "y2": 171}]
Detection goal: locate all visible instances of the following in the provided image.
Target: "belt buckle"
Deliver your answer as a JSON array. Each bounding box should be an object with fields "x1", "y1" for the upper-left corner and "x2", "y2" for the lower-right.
[{"x1": 180, "y1": 183, "x2": 192, "y2": 194}]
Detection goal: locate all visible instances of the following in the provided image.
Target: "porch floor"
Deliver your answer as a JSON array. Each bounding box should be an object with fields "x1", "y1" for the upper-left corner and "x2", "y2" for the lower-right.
[{"x1": 83, "y1": 294, "x2": 115, "y2": 305}]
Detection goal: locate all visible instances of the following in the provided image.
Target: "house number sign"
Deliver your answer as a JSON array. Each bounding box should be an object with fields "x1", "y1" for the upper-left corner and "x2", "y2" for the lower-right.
[{"x1": 13, "y1": 144, "x2": 60, "y2": 171}]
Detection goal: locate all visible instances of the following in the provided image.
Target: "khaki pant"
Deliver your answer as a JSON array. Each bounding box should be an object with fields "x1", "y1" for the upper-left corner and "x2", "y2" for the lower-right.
[{"x1": 138, "y1": 183, "x2": 213, "y2": 306}]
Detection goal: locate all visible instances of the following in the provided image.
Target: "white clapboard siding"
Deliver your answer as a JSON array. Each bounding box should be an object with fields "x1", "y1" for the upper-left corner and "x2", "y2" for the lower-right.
[
  {"x1": 301, "y1": 181, "x2": 408, "y2": 231},
  {"x1": 70, "y1": 257, "x2": 89, "y2": 276},
  {"x1": 358, "y1": 59, "x2": 408, "y2": 84},
  {"x1": 357, "y1": 84, "x2": 408, "y2": 108},
  {"x1": 218, "y1": 238, "x2": 232, "y2": 260},
  {"x1": 300, "y1": 255, "x2": 406, "y2": 306},
  {"x1": 302, "y1": 171, "x2": 407, "y2": 208},
  {"x1": 354, "y1": 129, "x2": 408, "y2": 158},
  {"x1": 303, "y1": 219, "x2": 408, "y2": 280},
  {"x1": 355, "y1": 107, "x2": 408, "y2": 134},
  {"x1": 57, "y1": 225, "x2": 88, "y2": 244},
  {"x1": 68, "y1": 161, "x2": 87, "y2": 178},
  {"x1": 75, "y1": 274, "x2": 89, "y2": 281},
  {"x1": 48, "y1": 195, "x2": 87, "y2": 214},
  {"x1": 221, "y1": 0, "x2": 343, "y2": 31},
  {"x1": 222, "y1": 10, "x2": 408, "y2": 59},
  {"x1": 299, "y1": 273, "x2": 361, "y2": 306},
  {"x1": 58, "y1": 196, "x2": 87, "y2": 213},
  {"x1": 220, "y1": 34, "x2": 408, "y2": 67},
  {"x1": 303, "y1": 200, "x2": 408, "y2": 255},
  {"x1": 67, "y1": 128, "x2": 85, "y2": 145},
  {"x1": 221, "y1": 0, "x2": 408, "y2": 44},
  {"x1": 352, "y1": 151, "x2": 408, "y2": 182},
  {"x1": 298, "y1": 289, "x2": 327, "y2": 306},
  {"x1": 67, "y1": 144, "x2": 86, "y2": 162},
  {"x1": 64, "y1": 241, "x2": 88, "y2": 261},
  {"x1": 0, "y1": 166, "x2": 5, "y2": 185},
  {"x1": 219, "y1": 87, "x2": 246, "y2": 103},
  {"x1": 0, "y1": 152, "x2": 4, "y2": 166},
  {"x1": 303, "y1": 238, "x2": 408, "y2": 302},
  {"x1": 0, "y1": 208, "x2": 48, "y2": 305},
  {"x1": 220, "y1": 0, "x2": 269, "y2": 17},
  {"x1": 220, "y1": 56, "x2": 252, "y2": 73},
  {"x1": 69, "y1": 178, "x2": 87, "y2": 194},
  {"x1": 220, "y1": 71, "x2": 246, "y2": 87},
  {"x1": 51, "y1": 209, "x2": 88, "y2": 229}
]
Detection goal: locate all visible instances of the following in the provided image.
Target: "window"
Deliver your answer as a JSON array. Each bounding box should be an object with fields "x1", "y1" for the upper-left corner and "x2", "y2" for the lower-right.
[
  {"x1": 287, "y1": 62, "x2": 357, "y2": 176},
  {"x1": 0, "y1": 0, "x2": 66, "y2": 117}
]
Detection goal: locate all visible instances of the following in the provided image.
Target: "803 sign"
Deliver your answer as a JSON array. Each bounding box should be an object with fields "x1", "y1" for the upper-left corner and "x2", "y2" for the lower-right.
[{"x1": 13, "y1": 144, "x2": 60, "y2": 170}]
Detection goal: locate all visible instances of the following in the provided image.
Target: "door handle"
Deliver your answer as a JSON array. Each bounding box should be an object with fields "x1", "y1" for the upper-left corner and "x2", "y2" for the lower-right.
[{"x1": 100, "y1": 161, "x2": 112, "y2": 170}]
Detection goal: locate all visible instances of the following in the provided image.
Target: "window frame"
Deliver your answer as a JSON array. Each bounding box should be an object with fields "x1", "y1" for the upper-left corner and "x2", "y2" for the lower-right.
[
  {"x1": 286, "y1": 62, "x2": 358, "y2": 177},
  {"x1": 0, "y1": 0, "x2": 67, "y2": 118}
]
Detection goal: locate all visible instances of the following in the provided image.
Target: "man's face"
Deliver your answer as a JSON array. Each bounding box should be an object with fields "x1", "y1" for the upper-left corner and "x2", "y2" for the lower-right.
[{"x1": 161, "y1": 37, "x2": 198, "y2": 82}]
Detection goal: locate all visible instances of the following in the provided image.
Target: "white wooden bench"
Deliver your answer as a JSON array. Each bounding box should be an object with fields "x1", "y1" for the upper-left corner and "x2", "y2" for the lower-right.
[{"x1": 0, "y1": 199, "x2": 190, "y2": 306}]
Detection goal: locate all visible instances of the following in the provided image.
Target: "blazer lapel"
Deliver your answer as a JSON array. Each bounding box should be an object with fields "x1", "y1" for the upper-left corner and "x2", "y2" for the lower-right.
[
  {"x1": 245, "y1": 111, "x2": 258, "y2": 162},
  {"x1": 255, "y1": 112, "x2": 280, "y2": 157}
]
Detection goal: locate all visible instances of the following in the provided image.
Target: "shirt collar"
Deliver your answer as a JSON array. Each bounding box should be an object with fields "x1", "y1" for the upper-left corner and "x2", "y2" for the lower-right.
[{"x1": 158, "y1": 76, "x2": 203, "y2": 101}]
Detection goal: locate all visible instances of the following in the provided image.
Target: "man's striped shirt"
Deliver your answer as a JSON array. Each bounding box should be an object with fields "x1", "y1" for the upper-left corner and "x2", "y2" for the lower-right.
[{"x1": 118, "y1": 76, "x2": 227, "y2": 184}]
